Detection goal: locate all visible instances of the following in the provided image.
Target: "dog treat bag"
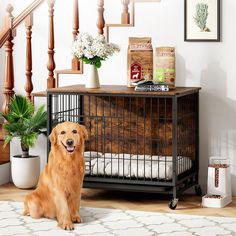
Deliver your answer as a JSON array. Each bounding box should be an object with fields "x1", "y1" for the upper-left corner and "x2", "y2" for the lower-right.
[
  {"x1": 154, "y1": 47, "x2": 176, "y2": 89},
  {"x1": 127, "y1": 37, "x2": 153, "y2": 87}
]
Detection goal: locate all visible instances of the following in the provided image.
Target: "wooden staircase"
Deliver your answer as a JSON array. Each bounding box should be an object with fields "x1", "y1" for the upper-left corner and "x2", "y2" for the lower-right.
[{"x1": 0, "y1": 0, "x2": 162, "y2": 163}]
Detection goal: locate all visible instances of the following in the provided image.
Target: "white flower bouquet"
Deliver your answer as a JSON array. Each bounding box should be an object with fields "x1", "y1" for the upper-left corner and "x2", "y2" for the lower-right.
[{"x1": 72, "y1": 33, "x2": 120, "y2": 68}]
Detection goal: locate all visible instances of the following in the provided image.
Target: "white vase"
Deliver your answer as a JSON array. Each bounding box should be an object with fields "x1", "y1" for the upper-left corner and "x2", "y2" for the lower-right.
[
  {"x1": 86, "y1": 64, "x2": 100, "y2": 88},
  {"x1": 11, "y1": 155, "x2": 40, "y2": 189}
]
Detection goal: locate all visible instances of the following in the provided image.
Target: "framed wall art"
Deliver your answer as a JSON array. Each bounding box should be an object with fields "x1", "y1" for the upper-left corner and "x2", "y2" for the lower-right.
[{"x1": 184, "y1": 0, "x2": 220, "y2": 42}]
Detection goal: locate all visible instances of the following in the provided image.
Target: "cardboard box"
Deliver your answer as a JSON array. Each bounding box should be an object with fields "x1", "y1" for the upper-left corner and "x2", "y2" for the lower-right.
[
  {"x1": 127, "y1": 37, "x2": 153, "y2": 87},
  {"x1": 154, "y1": 47, "x2": 175, "y2": 89}
]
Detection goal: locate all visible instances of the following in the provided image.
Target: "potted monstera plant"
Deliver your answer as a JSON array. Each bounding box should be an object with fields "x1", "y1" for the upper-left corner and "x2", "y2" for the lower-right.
[{"x1": 1, "y1": 95, "x2": 47, "y2": 189}]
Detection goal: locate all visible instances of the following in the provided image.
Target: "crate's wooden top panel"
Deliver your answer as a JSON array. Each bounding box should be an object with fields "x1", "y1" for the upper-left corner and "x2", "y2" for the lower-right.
[{"x1": 47, "y1": 85, "x2": 201, "y2": 96}]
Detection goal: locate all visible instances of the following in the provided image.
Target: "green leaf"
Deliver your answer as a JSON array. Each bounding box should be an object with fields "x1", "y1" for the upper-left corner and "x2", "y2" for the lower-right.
[
  {"x1": 95, "y1": 60, "x2": 102, "y2": 68},
  {"x1": 4, "y1": 135, "x2": 13, "y2": 147},
  {"x1": 8, "y1": 95, "x2": 34, "y2": 120},
  {"x1": 1, "y1": 95, "x2": 47, "y2": 155},
  {"x1": 21, "y1": 132, "x2": 37, "y2": 148}
]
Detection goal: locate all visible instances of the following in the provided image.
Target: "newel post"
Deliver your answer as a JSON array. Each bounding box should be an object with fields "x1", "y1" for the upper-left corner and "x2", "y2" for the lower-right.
[
  {"x1": 47, "y1": 0, "x2": 56, "y2": 89},
  {"x1": 97, "y1": 0, "x2": 105, "y2": 35},
  {"x1": 25, "y1": 13, "x2": 33, "y2": 101},
  {"x1": 121, "y1": 0, "x2": 130, "y2": 24},
  {"x1": 2, "y1": 4, "x2": 16, "y2": 114}
]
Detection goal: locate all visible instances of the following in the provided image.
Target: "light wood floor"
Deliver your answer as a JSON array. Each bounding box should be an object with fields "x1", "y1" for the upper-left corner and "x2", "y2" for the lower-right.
[{"x1": 0, "y1": 183, "x2": 236, "y2": 217}]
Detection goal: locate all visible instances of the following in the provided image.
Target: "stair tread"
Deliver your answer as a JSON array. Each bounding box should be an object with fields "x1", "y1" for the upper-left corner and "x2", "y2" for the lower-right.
[
  {"x1": 31, "y1": 91, "x2": 47, "y2": 98},
  {"x1": 131, "y1": 0, "x2": 161, "y2": 2},
  {"x1": 55, "y1": 68, "x2": 83, "y2": 74},
  {"x1": 106, "y1": 23, "x2": 134, "y2": 27}
]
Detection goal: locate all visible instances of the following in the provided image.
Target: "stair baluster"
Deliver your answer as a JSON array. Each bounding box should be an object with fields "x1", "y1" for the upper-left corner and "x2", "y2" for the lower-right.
[
  {"x1": 121, "y1": 0, "x2": 130, "y2": 24},
  {"x1": 25, "y1": 14, "x2": 33, "y2": 101},
  {"x1": 2, "y1": 5, "x2": 16, "y2": 114},
  {"x1": 47, "y1": 0, "x2": 56, "y2": 89},
  {"x1": 72, "y1": 0, "x2": 82, "y2": 72},
  {"x1": 97, "y1": 0, "x2": 105, "y2": 35},
  {"x1": 72, "y1": 0, "x2": 79, "y2": 40}
]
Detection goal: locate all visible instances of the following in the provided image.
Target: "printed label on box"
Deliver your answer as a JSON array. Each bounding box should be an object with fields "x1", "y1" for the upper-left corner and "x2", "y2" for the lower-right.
[{"x1": 131, "y1": 63, "x2": 142, "y2": 82}]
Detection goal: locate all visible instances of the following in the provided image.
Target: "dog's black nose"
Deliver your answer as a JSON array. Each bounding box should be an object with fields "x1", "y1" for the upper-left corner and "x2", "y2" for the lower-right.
[{"x1": 66, "y1": 139, "x2": 74, "y2": 146}]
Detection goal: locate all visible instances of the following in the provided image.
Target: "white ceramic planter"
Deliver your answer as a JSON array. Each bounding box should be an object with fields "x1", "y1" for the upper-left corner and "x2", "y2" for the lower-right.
[
  {"x1": 11, "y1": 155, "x2": 40, "y2": 189},
  {"x1": 86, "y1": 64, "x2": 100, "y2": 88}
]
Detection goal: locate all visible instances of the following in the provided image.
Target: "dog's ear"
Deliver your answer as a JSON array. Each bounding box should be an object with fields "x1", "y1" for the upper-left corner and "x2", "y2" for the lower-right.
[
  {"x1": 49, "y1": 128, "x2": 57, "y2": 145},
  {"x1": 79, "y1": 125, "x2": 88, "y2": 140}
]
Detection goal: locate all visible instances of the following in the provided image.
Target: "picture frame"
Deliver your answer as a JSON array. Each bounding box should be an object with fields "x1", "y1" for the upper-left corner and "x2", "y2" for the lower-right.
[{"x1": 184, "y1": 0, "x2": 220, "y2": 42}]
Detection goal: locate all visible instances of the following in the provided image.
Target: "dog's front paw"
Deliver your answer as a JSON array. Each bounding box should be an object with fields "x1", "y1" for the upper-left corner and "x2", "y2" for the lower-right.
[
  {"x1": 23, "y1": 210, "x2": 29, "y2": 216},
  {"x1": 58, "y1": 221, "x2": 74, "y2": 230},
  {"x1": 72, "y1": 214, "x2": 82, "y2": 223}
]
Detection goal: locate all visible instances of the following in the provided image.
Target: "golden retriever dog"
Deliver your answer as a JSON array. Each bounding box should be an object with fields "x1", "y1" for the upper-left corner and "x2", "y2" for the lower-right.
[{"x1": 24, "y1": 121, "x2": 88, "y2": 230}]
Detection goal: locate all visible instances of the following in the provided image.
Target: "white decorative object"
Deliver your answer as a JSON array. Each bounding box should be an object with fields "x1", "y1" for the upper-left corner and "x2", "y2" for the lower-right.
[
  {"x1": 11, "y1": 156, "x2": 40, "y2": 189},
  {"x1": 86, "y1": 64, "x2": 100, "y2": 88},
  {"x1": 202, "y1": 157, "x2": 232, "y2": 208}
]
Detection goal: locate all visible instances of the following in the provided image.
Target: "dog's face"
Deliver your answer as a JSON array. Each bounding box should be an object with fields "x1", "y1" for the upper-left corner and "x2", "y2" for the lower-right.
[{"x1": 49, "y1": 122, "x2": 88, "y2": 155}]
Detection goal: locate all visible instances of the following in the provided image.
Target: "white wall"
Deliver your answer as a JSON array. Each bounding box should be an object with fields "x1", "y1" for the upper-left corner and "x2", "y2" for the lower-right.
[{"x1": 1, "y1": 0, "x2": 236, "y2": 195}]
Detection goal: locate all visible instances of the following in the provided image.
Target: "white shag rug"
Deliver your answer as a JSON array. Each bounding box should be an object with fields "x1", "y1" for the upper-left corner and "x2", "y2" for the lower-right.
[{"x1": 1, "y1": 201, "x2": 236, "y2": 236}]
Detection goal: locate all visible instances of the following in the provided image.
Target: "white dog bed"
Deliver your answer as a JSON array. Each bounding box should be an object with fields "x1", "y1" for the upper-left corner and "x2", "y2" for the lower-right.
[{"x1": 84, "y1": 152, "x2": 192, "y2": 180}]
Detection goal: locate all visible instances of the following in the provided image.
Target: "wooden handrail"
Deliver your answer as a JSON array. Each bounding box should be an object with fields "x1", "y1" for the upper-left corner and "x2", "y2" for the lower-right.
[
  {"x1": 0, "y1": 29, "x2": 11, "y2": 48},
  {"x1": 0, "y1": 0, "x2": 45, "y2": 48},
  {"x1": 12, "y1": 0, "x2": 45, "y2": 29}
]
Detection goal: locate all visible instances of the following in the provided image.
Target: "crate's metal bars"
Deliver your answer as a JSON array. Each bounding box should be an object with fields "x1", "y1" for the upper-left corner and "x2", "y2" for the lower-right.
[
  {"x1": 136, "y1": 97, "x2": 138, "y2": 178},
  {"x1": 129, "y1": 97, "x2": 132, "y2": 179},
  {"x1": 88, "y1": 96, "x2": 92, "y2": 176},
  {"x1": 143, "y1": 97, "x2": 146, "y2": 181},
  {"x1": 164, "y1": 98, "x2": 167, "y2": 180},
  {"x1": 122, "y1": 97, "x2": 125, "y2": 179},
  {"x1": 172, "y1": 95, "x2": 178, "y2": 198},
  {"x1": 117, "y1": 97, "x2": 120, "y2": 178},
  {"x1": 109, "y1": 96, "x2": 113, "y2": 177},
  {"x1": 150, "y1": 97, "x2": 153, "y2": 180},
  {"x1": 102, "y1": 96, "x2": 105, "y2": 177},
  {"x1": 47, "y1": 93, "x2": 52, "y2": 162},
  {"x1": 157, "y1": 98, "x2": 160, "y2": 179}
]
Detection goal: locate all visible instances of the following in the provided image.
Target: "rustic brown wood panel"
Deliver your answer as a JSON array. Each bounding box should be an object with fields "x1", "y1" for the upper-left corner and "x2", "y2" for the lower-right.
[{"x1": 84, "y1": 96, "x2": 173, "y2": 156}]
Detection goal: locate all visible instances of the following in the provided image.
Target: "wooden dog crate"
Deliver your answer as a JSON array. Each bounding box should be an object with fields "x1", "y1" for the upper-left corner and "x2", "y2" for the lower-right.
[{"x1": 47, "y1": 85, "x2": 201, "y2": 209}]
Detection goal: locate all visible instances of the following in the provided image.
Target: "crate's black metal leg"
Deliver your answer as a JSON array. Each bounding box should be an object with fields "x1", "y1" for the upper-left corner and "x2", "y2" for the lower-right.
[
  {"x1": 168, "y1": 198, "x2": 178, "y2": 210},
  {"x1": 168, "y1": 186, "x2": 178, "y2": 210}
]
